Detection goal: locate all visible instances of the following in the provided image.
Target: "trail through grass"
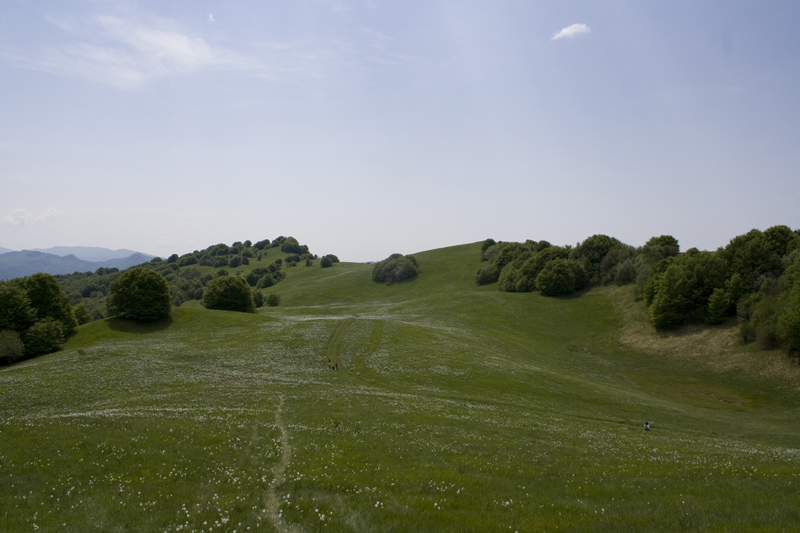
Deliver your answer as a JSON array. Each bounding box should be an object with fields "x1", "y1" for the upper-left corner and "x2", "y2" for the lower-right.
[{"x1": 2, "y1": 243, "x2": 800, "y2": 531}]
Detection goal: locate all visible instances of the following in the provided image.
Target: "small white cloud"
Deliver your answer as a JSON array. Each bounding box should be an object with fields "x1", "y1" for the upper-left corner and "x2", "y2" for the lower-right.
[
  {"x1": 552, "y1": 23, "x2": 591, "y2": 41},
  {"x1": 3, "y1": 208, "x2": 60, "y2": 227},
  {"x1": 208, "y1": 14, "x2": 215, "y2": 24}
]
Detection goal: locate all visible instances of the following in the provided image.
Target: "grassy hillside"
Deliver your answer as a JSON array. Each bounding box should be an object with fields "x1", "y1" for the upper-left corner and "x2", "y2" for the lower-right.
[{"x1": 2, "y1": 242, "x2": 799, "y2": 532}]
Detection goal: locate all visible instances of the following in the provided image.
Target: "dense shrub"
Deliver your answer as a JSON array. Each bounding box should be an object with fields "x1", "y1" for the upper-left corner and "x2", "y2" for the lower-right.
[
  {"x1": 281, "y1": 237, "x2": 308, "y2": 255},
  {"x1": 0, "y1": 330, "x2": 25, "y2": 365},
  {"x1": 0, "y1": 280, "x2": 35, "y2": 332},
  {"x1": 267, "y1": 294, "x2": 281, "y2": 307},
  {"x1": 535, "y1": 259, "x2": 576, "y2": 297},
  {"x1": 372, "y1": 254, "x2": 419, "y2": 285},
  {"x1": 24, "y1": 273, "x2": 77, "y2": 335},
  {"x1": 108, "y1": 268, "x2": 172, "y2": 322},
  {"x1": 475, "y1": 266, "x2": 498, "y2": 285},
  {"x1": 320, "y1": 256, "x2": 333, "y2": 268},
  {"x1": 252, "y1": 290, "x2": 264, "y2": 308},
  {"x1": 22, "y1": 318, "x2": 65, "y2": 356},
  {"x1": 203, "y1": 276, "x2": 254, "y2": 313}
]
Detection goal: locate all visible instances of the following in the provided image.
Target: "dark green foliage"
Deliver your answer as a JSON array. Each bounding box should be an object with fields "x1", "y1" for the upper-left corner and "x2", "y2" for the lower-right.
[
  {"x1": 245, "y1": 268, "x2": 270, "y2": 287},
  {"x1": 498, "y1": 265, "x2": 519, "y2": 292},
  {"x1": 108, "y1": 268, "x2": 172, "y2": 322},
  {"x1": 480, "y1": 239, "x2": 496, "y2": 261},
  {"x1": 475, "y1": 266, "x2": 498, "y2": 285},
  {"x1": 780, "y1": 282, "x2": 800, "y2": 352},
  {"x1": 721, "y1": 229, "x2": 782, "y2": 289},
  {"x1": 203, "y1": 276, "x2": 254, "y2": 313},
  {"x1": 599, "y1": 245, "x2": 636, "y2": 285},
  {"x1": 24, "y1": 273, "x2": 77, "y2": 335},
  {"x1": 267, "y1": 293, "x2": 281, "y2": 307},
  {"x1": 514, "y1": 247, "x2": 569, "y2": 293},
  {"x1": 281, "y1": 237, "x2": 309, "y2": 255},
  {"x1": 73, "y1": 303, "x2": 92, "y2": 325},
  {"x1": 707, "y1": 288, "x2": 729, "y2": 325},
  {"x1": 252, "y1": 290, "x2": 264, "y2": 308},
  {"x1": 216, "y1": 269, "x2": 229, "y2": 277},
  {"x1": 570, "y1": 234, "x2": 622, "y2": 283},
  {"x1": 320, "y1": 256, "x2": 333, "y2": 268},
  {"x1": 0, "y1": 330, "x2": 25, "y2": 365},
  {"x1": 535, "y1": 259, "x2": 576, "y2": 297},
  {"x1": 178, "y1": 254, "x2": 198, "y2": 267},
  {"x1": 325, "y1": 254, "x2": 340, "y2": 263},
  {"x1": 372, "y1": 254, "x2": 420, "y2": 285},
  {"x1": 648, "y1": 264, "x2": 689, "y2": 329},
  {"x1": 253, "y1": 239, "x2": 270, "y2": 250},
  {"x1": 646, "y1": 250, "x2": 727, "y2": 329},
  {"x1": 645, "y1": 235, "x2": 680, "y2": 256},
  {"x1": 570, "y1": 260, "x2": 590, "y2": 291},
  {"x1": 22, "y1": 317, "x2": 64, "y2": 356},
  {"x1": 0, "y1": 280, "x2": 35, "y2": 332},
  {"x1": 229, "y1": 256, "x2": 241, "y2": 268},
  {"x1": 167, "y1": 254, "x2": 179, "y2": 263},
  {"x1": 643, "y1": 258, "x2": 675, "y2": 305},
  {"x1": 257, "y1": 274, "x2": 275, "y2": 289}
]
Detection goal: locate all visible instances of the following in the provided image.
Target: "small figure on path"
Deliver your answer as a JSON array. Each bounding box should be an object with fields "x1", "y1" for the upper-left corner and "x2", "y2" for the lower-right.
[
  {"x1": 644, "y1": 421, "x2": 650, "y2": 431},
  {"x1": 335, "y1": 361, "x2": 339, "y2": 371},
  {"x1": 328, "y1": 358, "x2": 332, "y2": 369}
]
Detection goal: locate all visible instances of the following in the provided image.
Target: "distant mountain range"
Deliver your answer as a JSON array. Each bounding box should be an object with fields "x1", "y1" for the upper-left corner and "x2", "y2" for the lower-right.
[
  {"x1": 0, "y1": 246, "x2": 158, "y2": 280},
  {"x1": 30, "y1": 246, "x2": 152, "y2": 263}
]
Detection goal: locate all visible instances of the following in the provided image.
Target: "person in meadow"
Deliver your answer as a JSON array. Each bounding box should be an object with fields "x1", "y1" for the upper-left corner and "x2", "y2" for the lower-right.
[{"x1": 644, "y1": 422, "x2": 650, "y2": 431}]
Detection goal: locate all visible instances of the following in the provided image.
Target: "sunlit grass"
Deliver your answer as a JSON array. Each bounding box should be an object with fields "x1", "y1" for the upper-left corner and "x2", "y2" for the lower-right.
[{"x1": 2, "y1": 242, "x2": 800, "y2": 531}]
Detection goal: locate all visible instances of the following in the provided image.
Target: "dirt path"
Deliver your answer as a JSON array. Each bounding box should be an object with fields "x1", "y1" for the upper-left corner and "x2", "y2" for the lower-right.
[{"x1": 265, "y1": 395, "x2": 294, "y2": 532}]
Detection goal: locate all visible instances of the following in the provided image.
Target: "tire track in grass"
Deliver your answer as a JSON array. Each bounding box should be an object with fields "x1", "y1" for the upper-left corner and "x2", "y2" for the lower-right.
[
  {"x1": 265, "y1": 395, "x2": 297, "y2": 532},
  {"x1": 325, "y1": 318, "x2": 353, "y2": 367}
]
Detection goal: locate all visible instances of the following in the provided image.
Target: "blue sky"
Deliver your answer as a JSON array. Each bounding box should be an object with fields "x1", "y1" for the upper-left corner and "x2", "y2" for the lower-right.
[{"x1": 1, "y1": 0, "x2": 799, "y2": 261}]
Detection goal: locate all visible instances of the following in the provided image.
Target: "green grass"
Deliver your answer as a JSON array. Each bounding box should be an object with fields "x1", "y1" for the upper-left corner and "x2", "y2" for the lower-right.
[{"x1": 2, "y1": 242, "x2": 800, "y2": 532}]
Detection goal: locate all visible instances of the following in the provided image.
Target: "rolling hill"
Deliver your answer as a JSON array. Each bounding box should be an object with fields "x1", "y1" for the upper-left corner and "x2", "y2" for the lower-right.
[{"x1": 1, "y1": 242, "x2": 799, "y2": 531}]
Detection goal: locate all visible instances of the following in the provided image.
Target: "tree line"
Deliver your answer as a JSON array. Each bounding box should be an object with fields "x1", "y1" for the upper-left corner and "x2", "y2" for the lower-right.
[
  {"x1": 478, "y1": 226, "x2": 800, "y2": 354},
  {"x1": 0, "y1": 236, "x2": 321, "y2": 364}
]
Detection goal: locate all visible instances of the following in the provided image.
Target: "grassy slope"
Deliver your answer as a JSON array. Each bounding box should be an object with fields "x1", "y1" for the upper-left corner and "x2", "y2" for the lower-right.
[{"x1": 2, "y1": 242, "x2": 800, "y2": 532}]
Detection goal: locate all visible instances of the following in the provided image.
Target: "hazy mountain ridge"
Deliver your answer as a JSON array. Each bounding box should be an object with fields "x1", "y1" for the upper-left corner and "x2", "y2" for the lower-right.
[
  {"x1": 30, "y1": 246, "x2": 155, "y2": 262},
  {"x1": 0, "y1": 250, "x2": 154, "y2": 280}
]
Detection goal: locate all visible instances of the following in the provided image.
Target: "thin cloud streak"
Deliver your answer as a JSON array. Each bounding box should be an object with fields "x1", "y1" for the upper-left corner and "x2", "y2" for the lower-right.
[
  {"x1": 3, "y1": 208, "x2": 60, "y2": 228},
  {"x1": 1, "y1": 14, "x2": 264, "y2": 90},
  {"x1": 552, "y1": 23, "x2": 591, "y2": 41}
]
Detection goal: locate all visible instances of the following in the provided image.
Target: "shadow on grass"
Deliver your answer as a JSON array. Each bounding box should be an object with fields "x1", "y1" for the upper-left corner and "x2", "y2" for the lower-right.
[{"x1": 108, "y1": 315, "x2": 174, "y2": 334}]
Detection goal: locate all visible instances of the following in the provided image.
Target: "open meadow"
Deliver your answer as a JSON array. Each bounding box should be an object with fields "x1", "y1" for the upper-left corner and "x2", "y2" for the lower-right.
[{"x1": 2, "y1": 242, "x2": 799, "y2": 532}]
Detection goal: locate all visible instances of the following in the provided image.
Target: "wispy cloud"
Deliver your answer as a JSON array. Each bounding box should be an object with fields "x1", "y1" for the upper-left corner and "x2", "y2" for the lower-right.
[
  {"x1": 0, "y1": 14, "x2": 252, "y2": 90},
  {"x1": 208, "y1": 14, "x2": 215, "y2": 24},
  {"x1": 552, "y1": 23, "x2": 591, "y2": 41},
  {"x1": 3, "y1": 208, "x2": 60, "y2": 227}
]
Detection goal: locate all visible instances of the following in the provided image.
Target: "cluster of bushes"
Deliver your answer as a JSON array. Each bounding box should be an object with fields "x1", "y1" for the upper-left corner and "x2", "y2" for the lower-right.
[
  {"x1": 372, "y1": 254, "x2": 419, "y2": 285},
  {"x1": 320, "y1": 254, "x2": 339, "y2": 268},
  {"x1": 202, "y1": 276, "x2": 281, "y2": 312},
  {"x1": 55, "y1": 235, "x2": 313, "y2": 323},
  {"x1": 0, "y1": 273, "x2": 77, "y2": 364},
  {"x1": 480, "y1": 225, "x2": 800, "y2": 354},
  {"x1": 477, "y1": 234, "x2": 662, "y2": 297},
  {"x1": 644, "y1": 226, "x2": 800, "y2": 352}
]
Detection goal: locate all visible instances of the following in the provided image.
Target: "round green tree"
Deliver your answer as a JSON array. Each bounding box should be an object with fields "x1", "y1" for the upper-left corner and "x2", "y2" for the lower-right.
[
  {"x1": 108, "y1": 268, "x2": 172, "y2": 322},
  {"x1": 535, "y1": 259, "x2": 576, "y2": 297},
  {"x1": 24, "y1": 273, "x2": 77, "y2": 334},
  {"x1": 203, "y1": 276, "x2": 255, "y2": 313}
]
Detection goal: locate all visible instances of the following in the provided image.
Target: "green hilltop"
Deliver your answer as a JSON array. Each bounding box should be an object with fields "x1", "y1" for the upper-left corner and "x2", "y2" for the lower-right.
[{"x1": 2, "y1": 241, "x2": 800, "y2": 531}]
